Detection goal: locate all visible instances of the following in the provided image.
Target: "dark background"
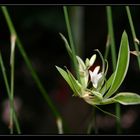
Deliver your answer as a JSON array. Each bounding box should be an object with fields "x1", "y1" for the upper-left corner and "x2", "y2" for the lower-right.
[{"x1": 0, "y1": 6, "x2": 140, "y2": 134}]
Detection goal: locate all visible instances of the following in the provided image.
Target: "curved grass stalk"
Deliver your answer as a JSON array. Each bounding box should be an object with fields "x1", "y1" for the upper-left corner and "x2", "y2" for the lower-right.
[
  {"x1": 9, "y1": 34, "x2": 16, "y2": 134},
  {"x1": 126, "y1": 6, "x2": 140, "y2": 69},
  {"x1": 0, "y1": 52, "x2": 21, "y2": 134},
  {"x1": 63, "y1": 6, "x2": 81, "y2": 84},
  {"x1": 1, "y1": 6, "x2": 63, "y2": 133}
]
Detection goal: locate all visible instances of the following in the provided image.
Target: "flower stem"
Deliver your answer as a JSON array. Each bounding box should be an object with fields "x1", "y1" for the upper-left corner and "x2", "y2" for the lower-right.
[
  {"x1": 63, "y1": 6, "x2": 81, "y2": 83},
  {"x1": 1, "y1": 6, "x2": 63, "y2": 131},
  {"x1": 0, "y1": 51, "x2": 21, "y2": 134},
  {"x1": 115, "y1": 103, "x2": 121, "y2": 134},
  {"x1": 9, "y1": 34, "x2": 16, "y2": 134},
  {"x1": 106, "y1": 6, "x2": 117, "y2": 69},
  {"x1": 126, "y1": 6, "x2": 140, "y2": 69},
  {"x1": 106, "y1": 6, "x2": 121, "y2": 134}
]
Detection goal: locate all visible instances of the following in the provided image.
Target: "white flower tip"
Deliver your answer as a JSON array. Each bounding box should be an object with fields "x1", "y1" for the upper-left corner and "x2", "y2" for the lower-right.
[
  {"x1": 94, "y1": 66, "x2": 100, "y2": 74},
  {"x1": 89, "y1": 54, "x2": 96, "y2": 66}
]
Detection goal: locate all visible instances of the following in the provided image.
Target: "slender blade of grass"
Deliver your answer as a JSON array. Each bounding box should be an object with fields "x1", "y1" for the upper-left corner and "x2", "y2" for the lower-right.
[
  {"x1": 106, "y1": 6, "x2": 121, "y2": 134},
  {"x1": 63, "y1": 6, "x2": 81, "y2": 84},
  {"x1": 0, "y1": 52, "x2": 21, "y2": 134},
  {"x1": 9, "y1": 34, "x2": 16, "y2": 134},
  {"x1": 106, "y1": 6, "x2": 117, "y2": 70},
  {"x1": 1, "y1": 6, "x2": 64, "y2": 133},
  {"x1": 126, "y1": 6, "x2": 140, "y2": 69}
]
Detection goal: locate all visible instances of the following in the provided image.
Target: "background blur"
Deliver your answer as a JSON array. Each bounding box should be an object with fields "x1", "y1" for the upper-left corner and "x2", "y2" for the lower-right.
[{"x1": 0, "y1": 6, "x2": 140, "y2": 134}]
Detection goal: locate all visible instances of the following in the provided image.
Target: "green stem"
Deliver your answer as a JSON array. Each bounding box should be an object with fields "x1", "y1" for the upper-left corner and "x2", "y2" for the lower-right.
[
  {"x1": 87, "y1": 107, "x2": 98, "y2": 134},
  {"x1": 63, "y1": 6, "x2": 81, "y2": 83},
  {"x1": 10, "y1": 34, "x2": 16, "y2": 134},
  {"x1": 106, "y1": 6, "x2": 121, "y2": 134},
  {"x1": 1, "y1": 6, "x2": 62, "y2": 123},
  {"x1": 104, "y1": 34, "x2": 110, "y2": 60},
  {"x1": 115, "y1": 103, "x2": 121, "y2": 134},
  {"x1": 70, "y1": 6, "x2": 84, "y2": 57},
  {"x1": 126, "y1": 6, "x2": 140, "y2": 69},
  {"x1": 106, "y1": 6, "x2": 117, "y2": 70},
  {"x1": 0, "y1": 52, "x2": 21, "y2": 134}
]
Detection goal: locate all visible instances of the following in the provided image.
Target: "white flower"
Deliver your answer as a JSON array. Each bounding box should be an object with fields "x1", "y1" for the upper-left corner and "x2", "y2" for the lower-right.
[
  {"x1": 85, "y1": 54, "x2": 96, "y2": 68},
  {"x1": 89, "y1": 66, "x2": 102, "y2": 88},
  {"x1": 76, "y1": 54, "x2": 96, "y2": 88}
]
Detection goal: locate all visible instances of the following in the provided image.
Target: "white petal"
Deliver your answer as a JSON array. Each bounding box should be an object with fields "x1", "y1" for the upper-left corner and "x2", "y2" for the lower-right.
[
  {"x1": 97, "y1": 73, "x2": 102, "y2": 80},
  {"x1": 93, "y1": 66, "x2": 100, "y2": 75},
  {"x1": 89, "y1": 68, "x2": 103, "y2": 88},
  {"x1": 89, "y1": 54, "x2": 96, "y2": 67}
]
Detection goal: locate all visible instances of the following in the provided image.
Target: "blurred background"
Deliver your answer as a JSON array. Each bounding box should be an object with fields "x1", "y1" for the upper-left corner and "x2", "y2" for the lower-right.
[{"x1": 0, "y1": 6, "x2": 140, "y2": 134}]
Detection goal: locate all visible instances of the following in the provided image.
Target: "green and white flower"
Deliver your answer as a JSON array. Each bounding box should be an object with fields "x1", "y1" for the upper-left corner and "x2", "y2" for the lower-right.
[
  {"x1": 76, "y1": 54, "x2": 96, "y2": 88},
  {"x1": 57, "y1": 31, "x2": 140, "y2": 106}
]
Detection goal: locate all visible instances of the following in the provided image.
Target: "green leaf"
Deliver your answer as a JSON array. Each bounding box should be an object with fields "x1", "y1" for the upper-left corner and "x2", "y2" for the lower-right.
[
  {"x1": 59, "y1": 33, "x2": 72, "y2": 59},
  {"x1": 100, "y1": 72, "x2": 115, "y2": 95},
  {"x1": 104, "y1": 31, "x2": 130, "y2": 98},
  {"x1": 94, "y1": 105, "x2": 119, "y2": 119},
  {"x1": 56, "y1": 66, "x2": 82, "y2": 96},
  {"x1": 66, "y1": 68, "x2": 82, "y2": 96},
  {"x1": 56, "y1": 66, "x2": 75, "y2": 92},
  {"x1": 113, "y1": 92, "x2": 140, "y2": 105},
  {"x1": 95, "y1": 49, "x2": 105, "y2": 74}
]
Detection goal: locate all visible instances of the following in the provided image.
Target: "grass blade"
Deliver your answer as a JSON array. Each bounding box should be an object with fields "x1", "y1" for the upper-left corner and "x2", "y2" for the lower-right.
[
  {"x1": 126, "y1": 6, "x2": 140, "y2": 69},
  {"x1": 9, "y1": 34, "x2": 16, "y2": 134},
  {"x1": 1, "y1": 6, "x2": 61, "y2": 119},
  {"x1": 56, "y1": 66, "x2": 75, "y2": 93},
  {"x1": 63, "y1": 6, "x2": 81, "y2": 84},
  {"x1": 59, "y1": 33, "x2": 72, "y2": 59}
]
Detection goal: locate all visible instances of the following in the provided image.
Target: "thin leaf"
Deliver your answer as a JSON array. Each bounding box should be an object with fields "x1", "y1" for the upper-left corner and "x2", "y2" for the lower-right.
[
  {"x1": 113, "y1": 92, "x2": 140, "y2": 105},
  {"x1": 66, "y1": 68, "x2": 82, "y2": 96},
  {"x1": 104, "y1": 59, "x2": 109, "y2": 77},
  {"x1": 56, "y1": 66, "x2": 75, "y2": 93},
  {"x1": 100, "y1": 72, "x2": 115, "y2": 95},
  {"x1": 94, "y1": 49, "x2": 105, "y2": 74},
  {"x1": 104, "y1": 31, "x2": 130, "y2": 98},
  {"x1": 83, "y1": 99, "x2": 119, "y2": 119},
  {"x1": 59, "y1": 33, "x2": 72, "y2": 59},
  {"x1": 94, "y1": 105, "x2": 119, "y2": 120}
]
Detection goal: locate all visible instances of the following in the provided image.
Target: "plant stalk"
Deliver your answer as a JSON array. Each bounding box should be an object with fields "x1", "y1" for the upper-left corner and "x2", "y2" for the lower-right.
[{"x1": 106, "y1": 6, "x2": 121, "y2": 134}]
